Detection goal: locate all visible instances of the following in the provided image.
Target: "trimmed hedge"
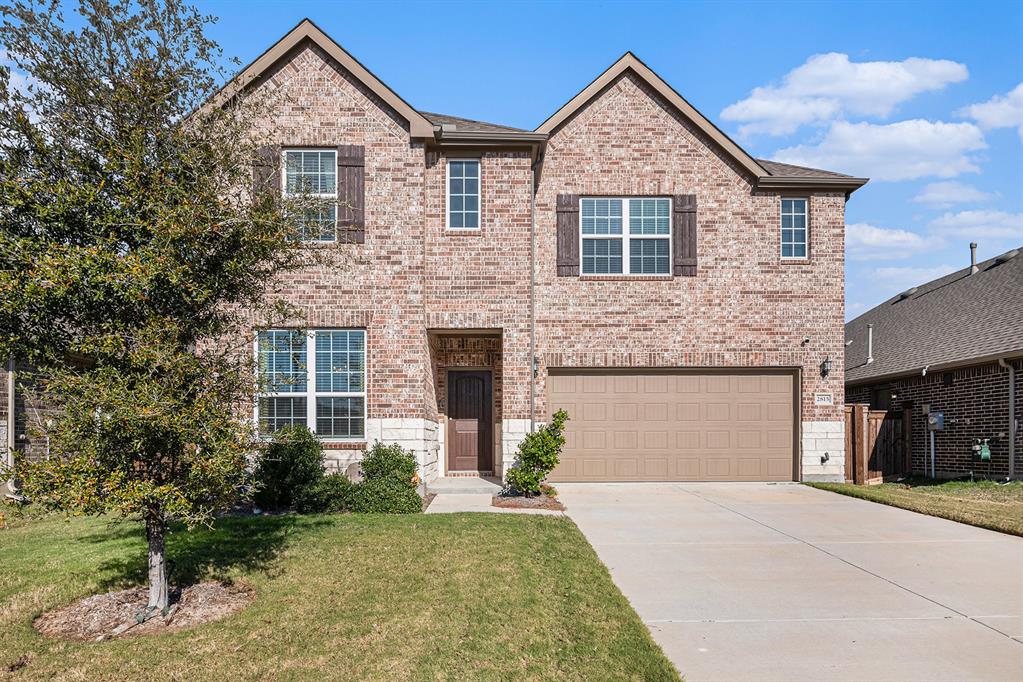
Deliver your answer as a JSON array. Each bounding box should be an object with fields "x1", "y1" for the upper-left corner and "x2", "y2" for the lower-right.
[
  {"x1": 294, "y1": 474, "x2": 354, "y2": 514},
  {"x1": 349, "y1": 476, "x2": 422, "y2": 514},
  {"x1": 253, "y1": 426, "x2": 324, "y2": 511}
]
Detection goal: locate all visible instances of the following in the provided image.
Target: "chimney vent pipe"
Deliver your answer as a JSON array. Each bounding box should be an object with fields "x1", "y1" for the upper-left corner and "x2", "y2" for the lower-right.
[
  {"x1": 970, "y1": 242, "x2": 978, "y2": 274},
  {"x1": 867, "y1": 324, "x2": 874, "y2": 364}
]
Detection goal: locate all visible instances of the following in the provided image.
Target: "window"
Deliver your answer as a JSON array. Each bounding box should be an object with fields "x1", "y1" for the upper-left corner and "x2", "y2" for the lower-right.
[
  {"x1": 447, "y1": 159, "x2": 480, "y2": 229},
  {"x1": 581, "y1": 197, "x2": 671, "y2": 275},
  {"x1": 284, "y1": 149, "x2": 337, "y2": 242},
  {"x1": 257, "y1": 329, "x2": 366, "y2": 439},
  {"x1": 781, "y1": 198, "x2": 807, "y2": 259}
]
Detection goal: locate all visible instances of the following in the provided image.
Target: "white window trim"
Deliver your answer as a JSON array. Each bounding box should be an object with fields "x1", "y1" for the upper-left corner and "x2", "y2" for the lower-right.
[
  {"x1": 282, "y1": 148, "x2": 338, "y2": 243},
  {"x1": 254, "y1": 329, "x2": 368, "y2": 440},
  {"x1": 780, "y1": 196, "x2": 809, "y2": 260},
  {"x1": 579, "y1": 196, "x2": 673, "y2": 276},
  {"x1": 445, "y1": 158, "x2": 482, "y2": 230}
]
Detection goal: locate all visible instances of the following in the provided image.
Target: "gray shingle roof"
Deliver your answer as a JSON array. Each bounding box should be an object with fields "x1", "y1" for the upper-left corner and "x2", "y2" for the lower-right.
[
  {"x1": 845, "y1": 247, "x2": 1023, "y2": 384},
  {"x1": 758, "y1": 159, "x2": 857, "y2": 180},
  {"x1": 419, "y1": 111, "x2": 528, "y2": 133}
]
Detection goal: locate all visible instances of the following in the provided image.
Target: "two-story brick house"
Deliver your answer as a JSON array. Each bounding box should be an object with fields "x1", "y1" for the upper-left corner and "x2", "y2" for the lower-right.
[{"x1": 2, "y1": 19, "x2": 866, "y2": 486}]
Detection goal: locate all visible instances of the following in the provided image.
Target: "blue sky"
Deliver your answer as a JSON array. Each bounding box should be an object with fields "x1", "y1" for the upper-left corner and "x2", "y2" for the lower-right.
[{"x1": 149, "y1": 2, "x2": 1023, "y2": 318}]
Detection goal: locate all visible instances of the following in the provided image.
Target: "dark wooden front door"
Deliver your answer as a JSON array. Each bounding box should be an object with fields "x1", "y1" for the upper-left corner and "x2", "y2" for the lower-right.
[{"x1": 447, "y1": 370, "x2": 493, "y2": 472}]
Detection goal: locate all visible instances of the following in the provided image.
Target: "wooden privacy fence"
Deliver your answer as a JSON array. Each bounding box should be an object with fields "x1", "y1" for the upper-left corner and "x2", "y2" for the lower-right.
[{"x1": 844, "y1": 404, "x2": 912, "y2": 484}]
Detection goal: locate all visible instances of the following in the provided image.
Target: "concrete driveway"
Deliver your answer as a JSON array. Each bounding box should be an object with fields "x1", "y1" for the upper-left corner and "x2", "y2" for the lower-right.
[{"x1": 560, "y1": 483, "x2": 1023, "y2": 682}]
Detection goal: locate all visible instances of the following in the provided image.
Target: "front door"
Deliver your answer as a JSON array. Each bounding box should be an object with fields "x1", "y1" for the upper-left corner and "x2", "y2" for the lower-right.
[{"x1": 447, "y1": 370, "x2": 493, "y2": 473}]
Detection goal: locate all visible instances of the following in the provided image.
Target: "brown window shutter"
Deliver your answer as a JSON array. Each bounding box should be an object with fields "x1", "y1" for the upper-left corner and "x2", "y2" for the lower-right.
[
  {"x1": 556, "y1": 194, "x2": 580, "y2": 276},
  {"x1": 673, "y1": 194, "x2": 697, "y2": 277},
  {"x1": 252, "y1": 145, "x2": 280, "y2": 199},
  {"x1": 337, "y1": 144, "x2": 365, "y2": 244}
]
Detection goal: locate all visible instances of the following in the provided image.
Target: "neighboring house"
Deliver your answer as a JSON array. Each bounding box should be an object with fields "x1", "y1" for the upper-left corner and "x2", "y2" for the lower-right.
[
  {"x1": 2, "y1": 18, "x2": 867, "y2": 485},
  {"x1": 845, "y1": 246, "x2": 1022, "y2": 479}
]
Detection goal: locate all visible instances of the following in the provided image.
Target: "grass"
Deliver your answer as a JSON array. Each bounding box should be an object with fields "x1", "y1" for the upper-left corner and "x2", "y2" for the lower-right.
[
  {"x1": 0, "y1": 511, "x2": 678, "y2": 681},
  {"x1": 807, "y1": 478, "x2": 1023, "y2": 537}
]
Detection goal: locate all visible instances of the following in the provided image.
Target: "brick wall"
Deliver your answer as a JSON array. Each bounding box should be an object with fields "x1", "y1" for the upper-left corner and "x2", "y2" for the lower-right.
[
  {"x1": 846, "y1": 359, "x2": 1022, "y2": 478},
  {"x1": 534, "y1": 71, "x2": 848, "y2": 480}
]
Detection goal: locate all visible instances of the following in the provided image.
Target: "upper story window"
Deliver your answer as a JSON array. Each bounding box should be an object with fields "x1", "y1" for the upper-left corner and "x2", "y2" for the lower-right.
[
  {"x1": 284, "y1": 149, "x2": 337, "y2": 242},
  {"x1": 581, "y1": 197, "x2": 671, "y2": 275},
  {"x1": 447, "y1": 159, "x2": 480, "y2": 229},
  {"x1": 257, "y1": 329, "x2": 366, "y2": 439},
  {"x1": 781, "y1": 198, "x2": 807, "y2": 259}
]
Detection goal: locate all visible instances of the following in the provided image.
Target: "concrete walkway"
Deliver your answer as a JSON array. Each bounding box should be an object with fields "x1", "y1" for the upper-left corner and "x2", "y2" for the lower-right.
[
  {"x1": 560, "y1": 482, "x2": 1023, "y2": 682},
  {"x1": 424, "y1": 492, "x2": 563, "y2": 515}
]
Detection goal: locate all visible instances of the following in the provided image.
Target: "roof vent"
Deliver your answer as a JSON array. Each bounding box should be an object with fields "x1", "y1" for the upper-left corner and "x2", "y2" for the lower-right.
[
  {"x1": 995, "y1": 249, "x2": 1019, "y2": 264},
  {"x1": 896, "y1": 286, "x2": 918, "y2": 301}
]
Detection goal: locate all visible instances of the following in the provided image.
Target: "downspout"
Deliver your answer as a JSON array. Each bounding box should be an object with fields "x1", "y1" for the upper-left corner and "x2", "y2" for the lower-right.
[
  {"x1": 529, "y1": 147, "x2": 540, "y2": 433},
  {"x1": 5, "y1": 357, "x2": 14, "y2": 492},
  {"x1": 998, "y1": 358, "x2": 1016, "y2": 480}
]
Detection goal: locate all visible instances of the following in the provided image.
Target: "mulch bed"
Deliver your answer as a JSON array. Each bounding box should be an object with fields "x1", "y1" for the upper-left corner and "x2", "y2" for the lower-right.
[
  {"x1": 491, "y1": 494, "x2": 565, "y2": 511},
  {"x1": 34, "y1": 581, "x2": 254, "y2": 641}
]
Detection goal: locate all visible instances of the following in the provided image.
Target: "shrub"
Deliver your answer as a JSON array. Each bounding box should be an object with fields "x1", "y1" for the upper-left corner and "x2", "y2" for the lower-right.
[
  {"x1": 360, "y1": 441, "x2": 418, "y2": 484},
  {"x1": 252, "y1": 426, "x2": 324, "y2": 511},
  {"x1": 505, "y1": 410, "x2": 569, "y2": 497},
  {"x1": 349, "y1": 476, "x2": 422, "y2": 514},
  {"x1": 294, "y1": 473, "x2": 354, "y2": 514}
]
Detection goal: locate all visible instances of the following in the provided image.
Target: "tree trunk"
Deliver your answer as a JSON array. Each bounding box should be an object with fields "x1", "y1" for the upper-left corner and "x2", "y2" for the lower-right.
[{"x1": 146, "y1": 513, "x2": 169, "y2": 613}]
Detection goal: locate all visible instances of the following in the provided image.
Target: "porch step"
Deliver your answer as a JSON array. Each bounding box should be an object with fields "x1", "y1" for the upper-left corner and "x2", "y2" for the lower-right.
[{"x1": 427, "y1": 476, "x2": 503, "y2": 495}]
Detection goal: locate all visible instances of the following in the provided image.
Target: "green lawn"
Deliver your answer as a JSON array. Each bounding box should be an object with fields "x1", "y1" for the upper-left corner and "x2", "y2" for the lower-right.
[
  {"x1": 0, "y1": 511, "x2": 678, "y2": 681},
  {"x1": 807, "y1": 479, "x2": 1023, "y2": 537}
]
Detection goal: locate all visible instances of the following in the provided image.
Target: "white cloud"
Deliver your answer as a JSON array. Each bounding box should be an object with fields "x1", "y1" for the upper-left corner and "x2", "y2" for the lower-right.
[
  {"x1": 911, "y1": 181, "x2": 996, "y2": 208},
  {"x1": 721, "y1": 53, "x2": 968, "y2": 137},
  {"x1": 846, "y1": 223, "x2": 927, "y2": 260},
  {"x1": 771, "y1": 119, "x2": 986, "y2": 181},
  {"x1": 957, "y1": 83, "x2": 1023, "y2": 140},
  {"x1": 871, "y1": 264, "x2": 958, "y2": 292},
  {"x1": 929, "y1": 209, "x2": 1023, "y2": 240}
]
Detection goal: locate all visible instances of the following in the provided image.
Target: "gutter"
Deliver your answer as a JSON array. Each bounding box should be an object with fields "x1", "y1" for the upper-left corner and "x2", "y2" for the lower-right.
[
  {"x1": 845, "y1": 350, "x2": 1023, "y2": 388},
  {"x1": 433, "y1": 129, "x2": 548, "y2": 146},
  {"x1": 755, "y1": 175, "x2": 869, "y2": 198},
  {"x1": 998, "y1": 358, "x2": 1017, "y2": 480}
]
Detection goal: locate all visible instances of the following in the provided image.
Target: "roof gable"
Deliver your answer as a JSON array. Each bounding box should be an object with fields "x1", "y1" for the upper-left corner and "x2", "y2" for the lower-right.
[
  {"x1": 207, "y1": 19, "x2": 434, "y2": 138},
  {"x1": 535, "y1": 53, "x2": 768, "y2": 179}
]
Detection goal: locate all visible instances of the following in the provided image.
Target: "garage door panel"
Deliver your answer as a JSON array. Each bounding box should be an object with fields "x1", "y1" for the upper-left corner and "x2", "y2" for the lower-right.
[
  {"x1": 548, "y1": 370, "x2": 795, "y2": 482},
  {"x1": 582, "y1": 402, "x2": 607, "y2": 421},
  {"x1": 644, "y1": 402, "x2": 669, "y2": 421},
  {"x1": 706, "y1": 431, "x2": 731, "y2": 449},
  {"x1": 614, "y1": 430, "x2": 638, "y2": 449},
  {"x1": 676, "y1": 430, "x2": 700, "y2": 449},
  {"x1": 614, "y1": 375, "x2": 638, "y2": 393},
  {"x1": 615, "y1": 403, "x2": 638, "y2": 421},
  {"x1": 677, "y1": 402, "x2": 700, "y2": 421}
]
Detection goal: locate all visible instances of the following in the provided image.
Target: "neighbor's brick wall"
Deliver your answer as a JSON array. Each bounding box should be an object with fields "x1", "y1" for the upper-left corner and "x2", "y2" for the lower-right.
[
  {"x1": 534, "y1": 71, "x2": 847, "y2": 436},
  {"x1": 846, "y1": 359, "x2": 1022, "y2": 478}
]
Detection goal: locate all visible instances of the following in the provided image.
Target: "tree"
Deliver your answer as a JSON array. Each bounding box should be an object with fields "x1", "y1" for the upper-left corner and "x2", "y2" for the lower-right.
[{"x1": 0, "y1": 0, "x2": 338, "y2": 617}]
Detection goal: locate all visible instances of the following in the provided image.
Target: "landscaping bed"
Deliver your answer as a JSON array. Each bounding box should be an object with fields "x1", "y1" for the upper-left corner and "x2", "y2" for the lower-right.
[
  {"x1": 492, "y1": 494, "x2": 565, "y2": 511},
  {"x1": 0, "y1": 512, "x2": 678, "y2": 680},
  {"x1": 807, "y1": 478, "x2": 1023, "y2": 536},
  {"x1": 34, "y1": 581, "x2": 253, "y2": 641}
]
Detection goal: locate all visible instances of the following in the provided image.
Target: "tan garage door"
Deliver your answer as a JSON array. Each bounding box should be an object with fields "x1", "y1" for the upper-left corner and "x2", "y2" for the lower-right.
[{"x1": 547, "y1": 370, "x2": 796, "y2": 482}]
